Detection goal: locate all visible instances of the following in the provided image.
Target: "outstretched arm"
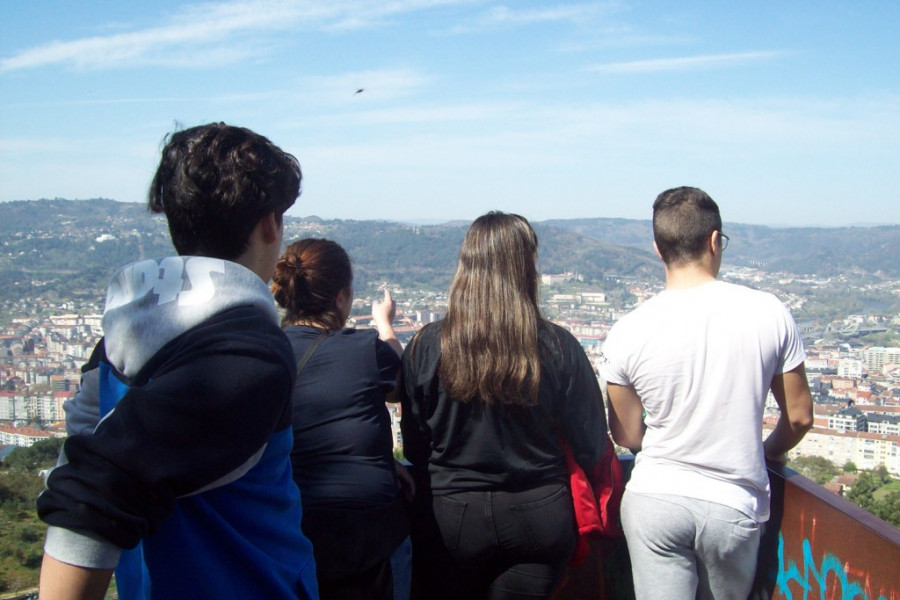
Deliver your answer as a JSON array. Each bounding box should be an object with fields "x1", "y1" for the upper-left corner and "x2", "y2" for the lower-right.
[
  {"x1": 371, "y1": 288, "x2": 401, "y2": 357},
  {"x1": 763, "y1": 362, "x2": 814, "y2": 462},
  {"x1": 39, "y1": 555, "x2": 112, "y2": 600},
  {"x1": 372, "y1": 288, "x2": 402, "y2": 402},
  {"x1": 606, "y1": 383, "x2": 646, "y2": 453}
]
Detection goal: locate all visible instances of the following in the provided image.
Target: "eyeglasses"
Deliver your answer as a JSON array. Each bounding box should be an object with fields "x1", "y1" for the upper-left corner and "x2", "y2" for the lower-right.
[{"x1": 718, "y1": 232, "x2": 730, "y2": 251}]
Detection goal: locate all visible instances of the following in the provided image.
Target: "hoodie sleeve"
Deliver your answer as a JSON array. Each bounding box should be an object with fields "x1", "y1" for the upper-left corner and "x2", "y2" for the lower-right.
[
  {"x1": 63, "y1": 340, "x2": 105, "y2": 437},
  {"x1": 37, "y1": 306, "x2": 296, "y2": 567}
]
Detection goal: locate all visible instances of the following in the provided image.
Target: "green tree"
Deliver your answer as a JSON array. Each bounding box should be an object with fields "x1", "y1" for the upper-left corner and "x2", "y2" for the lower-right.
[
  {"x1": 872, "y1": 492, "x2": 900, "y2": 528},
  {"x1": 0, "y1": 438, "x2": 65, "y2": 592},
  {"x1": 789, "y1": 455, "x2": 838, "y2": 485},
  {"x1": 846, "y1": 467, "x2": 892, "y2": 513},
  {"x1": 842, "y1": 460, "x2": 858, "y2": 474},
  {"x1": 0, "y1": 438, "x2": 64, "y2": 474}
]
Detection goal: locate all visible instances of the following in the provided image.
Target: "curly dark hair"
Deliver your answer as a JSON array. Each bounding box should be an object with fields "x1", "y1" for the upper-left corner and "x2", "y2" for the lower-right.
[{"x1": 148, "y1": 122, "x2": 301, "y2": 260}]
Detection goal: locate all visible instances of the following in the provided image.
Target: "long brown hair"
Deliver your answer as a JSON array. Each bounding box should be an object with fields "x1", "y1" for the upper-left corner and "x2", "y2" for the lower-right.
[
  {"x1": 271, "y1": 238, "x2": 352, "y2": 331},
  {"x1": 439, "y1": 211, "x2": 542, "y2": 405}
]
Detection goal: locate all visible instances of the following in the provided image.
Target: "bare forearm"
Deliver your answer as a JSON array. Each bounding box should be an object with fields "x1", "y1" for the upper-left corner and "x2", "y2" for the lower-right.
[
  {"x1": 40, "y1": 554, "x2": 112, "y2": 600},
  {"x1": 766, "y1": 364, "x2": 814, "y2": 462},
  {"x1": 606, "y1": 383, "x2": 645, "y2": 452},
  {"x1": 377, "y1": 324, "x2": 402, "y2": 357},
  {"x1": 609, "y1": 414, "x2": 644, "y2": 452},
  {"x1": 764, "y1": 414, "x2": 811, "y2": 461}
]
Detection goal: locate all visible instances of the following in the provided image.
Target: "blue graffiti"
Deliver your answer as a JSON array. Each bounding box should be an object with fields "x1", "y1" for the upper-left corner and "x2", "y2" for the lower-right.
[{"x1": 776, "y1": 533, "x2": 888, "y2": 600}]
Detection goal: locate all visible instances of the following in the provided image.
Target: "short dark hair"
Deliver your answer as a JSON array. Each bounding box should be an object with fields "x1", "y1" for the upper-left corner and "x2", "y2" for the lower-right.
[
  {"x1": 271, "y1": 238, "x2": 352, "y2": 331},
  {"x1": 148, "y1": 123, "x2": 301, "y2": 260},
  {"x1": 652, "y1": 186, "x2": 722, "y2": 266}
]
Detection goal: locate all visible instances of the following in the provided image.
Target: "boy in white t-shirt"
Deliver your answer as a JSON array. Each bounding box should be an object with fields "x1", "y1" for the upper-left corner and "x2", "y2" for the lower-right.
[{"x1": 599, "y1": 186, "x2": 813, "y2": 600}]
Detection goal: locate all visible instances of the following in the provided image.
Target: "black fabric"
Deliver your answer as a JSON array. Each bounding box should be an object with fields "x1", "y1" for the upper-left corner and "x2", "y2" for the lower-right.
[
  {"x1": 400, "y1": 320, "x2": 608, "y2": 495},
  {"x1": 37, "y1": 305, "x2": 296, "y2": 549},
  {"x1": 318, "y1": 555, "x2": 393, "y2": 600},
  {"x1": 410, "y1": 483, "x2": 577, "y2": 600},
  {"x1": 303, "y1": 496, "x2": 409, "y2": 598},
  {"x1": 286, "y1": 325, "x2": 400, "y2": 509},
  {"x1": 285, "y1": 324, "x2": 408, "y2": 598},
  {"x1": 295, "y1": 329, "x2": 329, "y2": 375}
]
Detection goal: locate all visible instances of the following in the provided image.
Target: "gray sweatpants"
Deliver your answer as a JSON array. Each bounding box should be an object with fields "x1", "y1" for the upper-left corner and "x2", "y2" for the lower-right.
[{"x1": 621, "y1": 489, "x2": 761, "y2": 600}]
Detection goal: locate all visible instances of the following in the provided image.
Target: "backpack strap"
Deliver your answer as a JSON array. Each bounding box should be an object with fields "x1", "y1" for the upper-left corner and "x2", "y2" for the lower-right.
[{"x1": 296, "y1": 330, "x2": 330, "y2": 376}]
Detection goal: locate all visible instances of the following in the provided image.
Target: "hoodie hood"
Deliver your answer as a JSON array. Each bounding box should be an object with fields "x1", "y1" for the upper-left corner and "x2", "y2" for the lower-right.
[{"x1": 102, "y1": 256, "x2": 279, "y2": 378}]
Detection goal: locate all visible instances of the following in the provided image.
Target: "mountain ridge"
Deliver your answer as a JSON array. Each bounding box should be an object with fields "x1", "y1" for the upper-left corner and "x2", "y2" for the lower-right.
[{"x1": 1, "y1": 199, "x2": 897, "y2": 306}]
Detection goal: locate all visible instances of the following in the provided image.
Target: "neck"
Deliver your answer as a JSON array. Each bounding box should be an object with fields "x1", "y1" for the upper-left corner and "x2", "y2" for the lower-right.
[
  {"x1": 291, "y1": 319, "x2": 335, "y2": 330},
  {"x1": 663, "y1": 261, "x2": 718, "y2": 290}
]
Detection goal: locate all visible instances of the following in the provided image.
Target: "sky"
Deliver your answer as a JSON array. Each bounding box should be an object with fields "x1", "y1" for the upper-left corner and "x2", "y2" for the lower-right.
[{"x1": 1, "y1": 1, "x2": 898, "y2": 227}]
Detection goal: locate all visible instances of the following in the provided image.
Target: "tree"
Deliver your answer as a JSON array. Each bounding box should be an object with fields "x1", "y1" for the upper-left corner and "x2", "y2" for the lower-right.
[
  {"x1": 872, "y1": 492, "x2": 900, "y2": 528},
  {"x1": 789, "y1": 455, "x2": 838, "y2": 485},
  {"x1": 846, "y1": 467, "x2": 891, "y2": 514},
  {"x1": 0, "y1": 437, "x2": 63, "y2": 474},
  {"x1": 842, "y1": 460, "x2": 858, "y2": 474}
]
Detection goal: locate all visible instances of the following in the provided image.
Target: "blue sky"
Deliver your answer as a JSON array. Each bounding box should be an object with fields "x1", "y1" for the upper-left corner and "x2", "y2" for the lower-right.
[{"x1": 1, "y1": 1, "x2": 898, "y2": 226}]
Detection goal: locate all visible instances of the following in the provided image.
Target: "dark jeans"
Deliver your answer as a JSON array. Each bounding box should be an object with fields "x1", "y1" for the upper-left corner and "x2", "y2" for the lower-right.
[
  {"x1": 303, "y1": 498, "x2": 410, "y2": 600},
  {"x1": 411, "y1": 482, "x2": 576, "y2": 600}
]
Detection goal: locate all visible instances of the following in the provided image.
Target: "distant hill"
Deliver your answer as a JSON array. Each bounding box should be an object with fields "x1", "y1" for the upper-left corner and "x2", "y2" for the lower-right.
[
  {"x1": 0, "y1": 199, "x2": 898, "y2": 306},
  {"x1": 543, "y1": 218, "x2": 900, "y2": 277},
  {"x1": 281, "y1": 219, "x2": 659, "y2": 291}
]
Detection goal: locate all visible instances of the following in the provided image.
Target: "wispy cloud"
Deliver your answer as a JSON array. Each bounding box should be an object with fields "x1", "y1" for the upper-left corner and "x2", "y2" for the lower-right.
[
  {"x1": 450, "y1": 1, "x2": 617, "y2": 32},
  {"x1": 482, "y1": 3, "x2": 616, "y2": 25},
  {"x1": 0, "y1": 0, "x2": 473, "y2": 73},
  {"x1": 588, "y1": 51, "x2": 783, "y2": 74}
]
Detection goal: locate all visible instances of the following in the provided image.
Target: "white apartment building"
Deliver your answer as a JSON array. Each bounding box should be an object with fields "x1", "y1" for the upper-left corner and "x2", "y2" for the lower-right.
[
  {"x1": 838, "y1": 358, "x2": 864, "y2": 379},
  {"x1": 829, "y1": 407, "x2": 867, "y2": 433},
  {"x1": 786, "y1": 428, "x2": 900, "y2": 477},
  {"x1": 864, "y1": 347, "x2": 900, "y2": 375},
  {"x1": 0, "y1": 424, "x2": 53, "y2": 447},
  {"x1": 30, "y1": 391, "x2": 71, "y2": 423},
  {"x1": 0, "y1": 391, "x2": 28, "y2": 421},
  {"x1": 868, "y1": 415, "x2": 900, "y2": 436}
]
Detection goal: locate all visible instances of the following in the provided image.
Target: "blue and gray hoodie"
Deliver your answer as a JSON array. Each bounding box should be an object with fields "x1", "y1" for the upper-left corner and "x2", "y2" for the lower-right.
[{"x1": 38, "y1": 256, "x2": 318, "y2": 600}]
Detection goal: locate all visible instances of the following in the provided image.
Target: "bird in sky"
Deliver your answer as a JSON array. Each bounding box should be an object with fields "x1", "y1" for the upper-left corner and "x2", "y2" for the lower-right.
[{"x1": 354, "y1": 88, "x2": 364, "y2": 96}]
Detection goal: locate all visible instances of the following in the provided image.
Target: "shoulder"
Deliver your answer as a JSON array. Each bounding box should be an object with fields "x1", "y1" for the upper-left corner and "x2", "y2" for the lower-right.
[
  {"x1": 402, "y1": 322, "x2": 442, "y2": 372},
  {"x1": 143, "y1": 305, "x2": 294, "y2": 381},
  {"x1": 540, "y1": 320, "x2": 578, "y2": 349},
  {"x1": 337, "y1": 328, "x2": 400, "y2": 364},
  {"x1": 539, "y1": 320, "x2": 588, "y2": 370},
  {"x1": 409, "y1": 321, "x2": 442, "y2": 351},
  {"x1": 715, "y1": 281, "x2": 790, "y2": 313}
]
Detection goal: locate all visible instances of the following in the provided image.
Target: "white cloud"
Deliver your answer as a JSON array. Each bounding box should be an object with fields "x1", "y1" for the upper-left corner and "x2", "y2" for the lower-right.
[
  {"x1": 0, "y1": 0, "x2": 476, "y2": 73},
  {"x1": 483, "y1": 3, "x2": 616, "y2": 25},
  {"x1": 588, "y1": 51, "x2": 783, "y2": 74},
  {"x1": 448, "y1": 1, "x2": 618, "y2": 33}
]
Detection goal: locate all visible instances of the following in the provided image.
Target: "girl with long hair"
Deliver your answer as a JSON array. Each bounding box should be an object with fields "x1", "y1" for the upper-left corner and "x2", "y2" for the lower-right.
[{"x1": 400, "y1": 212, "x2": 609, "y2": 600}]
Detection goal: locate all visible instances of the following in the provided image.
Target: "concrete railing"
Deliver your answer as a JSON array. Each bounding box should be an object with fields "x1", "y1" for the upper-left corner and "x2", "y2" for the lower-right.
[{"x1": 554, "y1": 459, "x2": 900, "y2": 600}]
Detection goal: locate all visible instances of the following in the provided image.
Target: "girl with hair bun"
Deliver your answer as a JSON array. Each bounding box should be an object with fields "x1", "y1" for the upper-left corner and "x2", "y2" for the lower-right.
[{"x1": 272, "y1": 238, "x2": 412, "y2": 600}]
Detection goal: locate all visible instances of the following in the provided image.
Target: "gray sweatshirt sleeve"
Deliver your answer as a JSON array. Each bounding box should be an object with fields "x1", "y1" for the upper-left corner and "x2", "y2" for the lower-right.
[
  {"x1": 44, "y1": 525, "x2": 121, "y2": 569},
  {"x1": 64, "y1": 367, "x2": 101, "y2": 437}
]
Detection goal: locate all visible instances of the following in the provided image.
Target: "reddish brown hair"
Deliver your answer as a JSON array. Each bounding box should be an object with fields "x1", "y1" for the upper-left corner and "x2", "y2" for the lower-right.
[{"x1": 271, "y1": 238, "x2": 352, "y2": 330}]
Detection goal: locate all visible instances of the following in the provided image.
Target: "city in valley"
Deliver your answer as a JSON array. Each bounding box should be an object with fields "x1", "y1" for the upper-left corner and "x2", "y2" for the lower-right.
[
  {"x1": 1, "y1": 202, "x2": 899, "y2": 519},
  {"x1": 3, "y1": 261, "x2": 899, "y2": 479}
]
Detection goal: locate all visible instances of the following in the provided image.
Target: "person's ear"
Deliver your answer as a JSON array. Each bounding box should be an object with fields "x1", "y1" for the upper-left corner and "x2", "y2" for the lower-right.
[
  {"x1": 259, "y1": 212, "x2": 279, "y2": 244},
  {"x1": 653, "y1": 241, "x2": 663, "y2": 260},
  {"x1": 709, "y1": 231, "x2": 721, "y2": 257}
]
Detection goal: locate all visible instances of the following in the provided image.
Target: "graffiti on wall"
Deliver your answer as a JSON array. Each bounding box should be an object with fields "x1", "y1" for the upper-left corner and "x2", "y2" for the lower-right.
[{"x1": 776, "y1": 533, "x2": 896, "y2": 600}]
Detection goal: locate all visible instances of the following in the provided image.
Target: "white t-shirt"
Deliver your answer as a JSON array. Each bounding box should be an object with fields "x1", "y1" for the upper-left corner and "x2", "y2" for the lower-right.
[{"x1": 599, "y1": 280, "x2": 805, "y2": 521}]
